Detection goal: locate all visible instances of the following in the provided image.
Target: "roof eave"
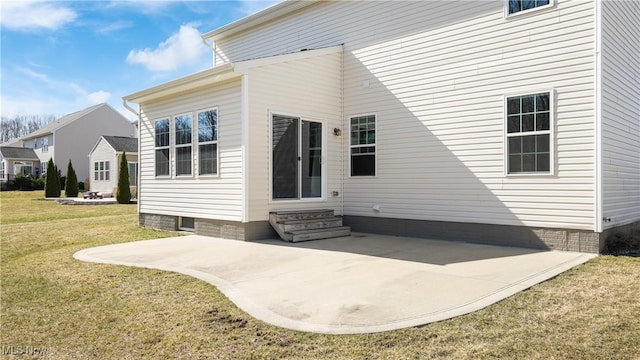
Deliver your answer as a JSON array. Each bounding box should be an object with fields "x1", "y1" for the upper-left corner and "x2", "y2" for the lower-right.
[
  {"x1": 202, "y1": 0, "x2": 318, "y2": 41},
  {"x1": 123, "y1": 63, "x2": 238, "y2": 104}
]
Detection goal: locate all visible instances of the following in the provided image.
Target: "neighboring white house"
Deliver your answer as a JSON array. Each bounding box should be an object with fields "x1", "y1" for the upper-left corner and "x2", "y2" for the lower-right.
[
  {"x1": 88, "y1": 136, "x2": 138, "y2": 195},
  {"x1": 0, "y1": 147, "x2": 40, "y2": 182},
  {"x1": 3, "y1": 103, "x2": 136, "y2": 182},
  {"x1": 124, "y1": 0, "x2": 639, "y2": 253}
]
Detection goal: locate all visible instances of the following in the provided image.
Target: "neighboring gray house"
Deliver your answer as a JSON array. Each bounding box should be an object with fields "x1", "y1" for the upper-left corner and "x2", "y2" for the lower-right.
[
  {"x1": 124, "y1": 0, "x2": 639, "y2": 253},
  {"x1": 88, "y1": 136, "x2": 138, "y2": 195},
  {"x1": 4, "y1": 103, "x2": 136, "y2": 182},
  {"x1": 0, "y1": 147, "x2": 39, "y2": 182}
]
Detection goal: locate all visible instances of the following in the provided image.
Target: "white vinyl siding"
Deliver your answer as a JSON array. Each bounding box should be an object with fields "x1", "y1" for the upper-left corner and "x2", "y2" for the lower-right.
[
  {"x1": 88, "y1": 138, "x2": 139, "y2": 193},
  {"x1": 218, "y1": 0, "x2": 596, "y2": 230},
  {"x1": 246, "y1": 51, "x2": 342, "y2": 220},
  {"x1": 600, "y1": 0, "x2": 640, "y2": 229},
  {"x1": 139, "y1": 79, "x2": 243, "y2": 221}
]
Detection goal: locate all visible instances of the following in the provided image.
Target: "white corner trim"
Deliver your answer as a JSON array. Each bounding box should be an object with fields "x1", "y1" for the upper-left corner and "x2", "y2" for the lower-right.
[{"x1": 594, "y1": 0, "x2": 603, "y2": 233}]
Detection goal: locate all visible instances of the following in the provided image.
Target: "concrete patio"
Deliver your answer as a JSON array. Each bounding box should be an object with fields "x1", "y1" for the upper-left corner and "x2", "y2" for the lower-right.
[{"x1": 74, "y1": 233, "x2": 596, "y2": 334}]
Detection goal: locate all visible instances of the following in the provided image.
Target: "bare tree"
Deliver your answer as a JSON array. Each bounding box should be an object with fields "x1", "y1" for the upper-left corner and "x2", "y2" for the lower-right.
[{"x1": 0, "y1": 114, "x2": 57, "y2": 143}]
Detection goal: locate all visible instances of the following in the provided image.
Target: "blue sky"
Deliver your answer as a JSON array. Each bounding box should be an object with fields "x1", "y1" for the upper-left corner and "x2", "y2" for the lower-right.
[{"x1": 0, "y1": 0, "x2": 279, "y2": 120}]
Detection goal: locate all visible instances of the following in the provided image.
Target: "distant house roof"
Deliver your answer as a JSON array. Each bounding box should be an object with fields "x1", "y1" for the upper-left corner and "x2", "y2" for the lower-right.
[
  {"x1": 20, "y1": 103, "x2": 106, "y2": 140},
  {"x1": 7, "y1": 103, "x2": 129, "y2": 144},
  {"x1": 102, "y1": 136, "x2": 138, "y2": 153},
  {"x1": 0, "y1": 147, "x2": 39, "y2": 160}
]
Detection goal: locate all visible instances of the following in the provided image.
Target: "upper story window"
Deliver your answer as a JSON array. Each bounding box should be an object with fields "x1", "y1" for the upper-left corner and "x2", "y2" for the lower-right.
[
  {"x1": 350, "y1": 114, "x2": 376, "y2": 176},
  {"x1": 508, "y1": 0, "x2": 551, "y2": 15},
  {"x1": 506, "y1": 91, "x2": 553, "y2": 174},
  {"x1": 155, "y1": 118, "x2": 170, "y2": 177},
  {"x1": 42, "y1": 138, "x2": 49, "y2": 152},
  {"x1": 197, "y1": 108, "x2": 218, "y2": 176},
  {"x1": 174, "y1": 113, "x2": 193, "y2": 176}
]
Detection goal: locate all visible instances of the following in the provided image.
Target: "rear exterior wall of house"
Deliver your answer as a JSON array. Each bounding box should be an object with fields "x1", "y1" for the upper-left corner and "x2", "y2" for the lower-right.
[{"x1": 214, "y1": 0, "x2": 602, "y2": 250}]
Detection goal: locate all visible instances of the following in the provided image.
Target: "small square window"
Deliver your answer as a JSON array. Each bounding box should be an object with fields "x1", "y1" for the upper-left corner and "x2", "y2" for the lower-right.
[{"x1": 180, "y1": 217, "x2": 195, "y2": 230}]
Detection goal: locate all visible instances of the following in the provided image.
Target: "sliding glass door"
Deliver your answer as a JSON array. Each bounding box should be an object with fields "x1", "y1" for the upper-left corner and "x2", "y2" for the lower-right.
[{"x1": 272, "y1": 115, "x2": 322, "y2": 200}]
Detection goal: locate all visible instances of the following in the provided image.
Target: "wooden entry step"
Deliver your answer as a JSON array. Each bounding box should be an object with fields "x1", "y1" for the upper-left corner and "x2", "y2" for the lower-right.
[{"x1": 269, "y1": 209, "x2": 351, "y2": 242}]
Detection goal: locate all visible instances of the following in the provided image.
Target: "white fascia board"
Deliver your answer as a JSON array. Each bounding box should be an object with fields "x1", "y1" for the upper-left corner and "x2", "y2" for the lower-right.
[
  {"x1": 233, "y1": 45, "x2": 344, "y2": 74},
  {"x1": 123, "y1": 63, "x2": 237, "y2": 104},
  {"x1": 87, "y1": 136, "x2": 108, "y2": 157}
]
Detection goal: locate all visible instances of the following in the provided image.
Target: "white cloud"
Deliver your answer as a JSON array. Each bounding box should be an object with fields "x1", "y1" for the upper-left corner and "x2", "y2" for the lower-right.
[
  {"x1": 87, "y1": 91, "x2": 111, "y2": 104},
  {"x1": 0, "y1": 0, "x2": 77, "y2": 31},
  {"x1": 126, "y1": 24, "x2": 208, "y2": 72},
  {"x1": 2, "y1": 66, "x2": 113, "y2": 118}
]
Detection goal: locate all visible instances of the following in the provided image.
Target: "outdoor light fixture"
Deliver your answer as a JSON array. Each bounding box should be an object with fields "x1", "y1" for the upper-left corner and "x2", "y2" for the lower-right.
[{"x1": 333, "y1": 128, "x2": 341, "y2": 136}]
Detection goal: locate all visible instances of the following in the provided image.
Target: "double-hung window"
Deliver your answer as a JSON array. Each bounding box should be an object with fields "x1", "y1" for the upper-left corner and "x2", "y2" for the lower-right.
[
  {"x1": 507, "y1": 0, "x2": 551, "y2": 15},
  {"x1": 197, "y1": 108, "x2": 218, "y2": 176},
  {"x1": 506, "y1": 92, "x2": 552, "y2": 174},
  {"x1": 94, "y1": 161, "x2": 110, "y2": 181},
  {"x1": 174, "y1": 113, "x2": 193, "y2": 176},
  {"x1": 350, "y1": 114, "x2": 376, "y2": 176},
  {"x1": 155, "y1": 118, "x2": 170, "y2": 176}
]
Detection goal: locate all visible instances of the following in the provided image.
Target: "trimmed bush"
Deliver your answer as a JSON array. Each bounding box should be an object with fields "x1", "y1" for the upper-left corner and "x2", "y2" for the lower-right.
[
  {"x1": 14, "y1": 176, "x2": 34, "y2": 191},
  {"x1": 32, "y1": 177, "x2": 45, "y2": 190},
  {"x1": 44, "y1": 159, "x2": 60, "y2": 197},
  {"x1": 65, "y1": 160, "x2": 79, "y2": 197},
  {"x1": 116, "y1": 152, "x2": 131, "y2": 204}
]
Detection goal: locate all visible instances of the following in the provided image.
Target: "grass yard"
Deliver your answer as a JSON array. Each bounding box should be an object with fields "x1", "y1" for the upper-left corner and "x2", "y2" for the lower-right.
[{"x1": 1, "y1": 191, "x2": 639, "y2": 359}]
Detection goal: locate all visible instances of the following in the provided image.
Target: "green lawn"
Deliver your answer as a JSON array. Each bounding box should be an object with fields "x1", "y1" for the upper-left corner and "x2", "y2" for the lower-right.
[{"x1": 1, "y1": 191, "x2": 639, "y2": 359}]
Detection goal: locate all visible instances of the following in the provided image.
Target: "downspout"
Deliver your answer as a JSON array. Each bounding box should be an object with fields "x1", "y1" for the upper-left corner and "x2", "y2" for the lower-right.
[
  {"x1": 594, "y1": 0, "x2": 603, "y2": 234},
  {"x1": 122, "y1": 99, "x2": 138, "y2": 118},
  {"x1": 240, "y1": 74, "x2": 249, "y2": 224},
  {"x1": 340, "y1": 45, "x2": 345, "y2": 218},
  {"x1": 202, "y1": 38, "x2": 215, "y2": 67}
]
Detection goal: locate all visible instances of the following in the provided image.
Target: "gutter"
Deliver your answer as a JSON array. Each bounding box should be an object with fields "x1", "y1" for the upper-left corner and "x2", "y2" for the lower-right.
[{"x1": 122, "y1": 100, "x2": 139, "y2": 118}]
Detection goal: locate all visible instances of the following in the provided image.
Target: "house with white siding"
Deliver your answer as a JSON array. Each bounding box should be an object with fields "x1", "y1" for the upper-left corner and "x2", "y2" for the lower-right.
[
  {"x1": 4, "y1": 103, "x2": 136, "y2": 183},
  {"x1": 124, "y1": 0, "x2": 639, "y2": 253},
  {"x1": 0, "y1": 147, "x2": 40, "y2": 182},
  {"x1": 88, "y1": 136, "x2": 138, "y2": 195}
]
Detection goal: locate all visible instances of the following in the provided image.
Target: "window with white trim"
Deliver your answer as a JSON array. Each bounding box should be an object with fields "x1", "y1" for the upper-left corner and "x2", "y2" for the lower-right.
[
  {"x1": 42, "y1": 138, "x2": 48, "y2": 152},
  {"x1": 197, "y1": 108, "x2": 218, "y2": 175},
  {"x1": 155, "y1": 118, "x2": 170, "y2": 176},
  {"x1": 94, "y1": 161, "x2": 110, "y2": 181},
  {"x1": 506, "y1": 92, "x2": 552, "y2": 174},
  {"x1": 350, "y1": 114, "x2": 376, "y2": 176},
  {"x1": 174, "y1": 113, "x2": 193, "y2": 176},
  {"x1": 128, "y1": 162, "x2": 138, "y2": 187},
  {"x1": 507, "y1": 0, "x2": 551, "y2": 15},
  {"x1": 14, "y1": 161, "x2": 33, "y2": 176}
]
